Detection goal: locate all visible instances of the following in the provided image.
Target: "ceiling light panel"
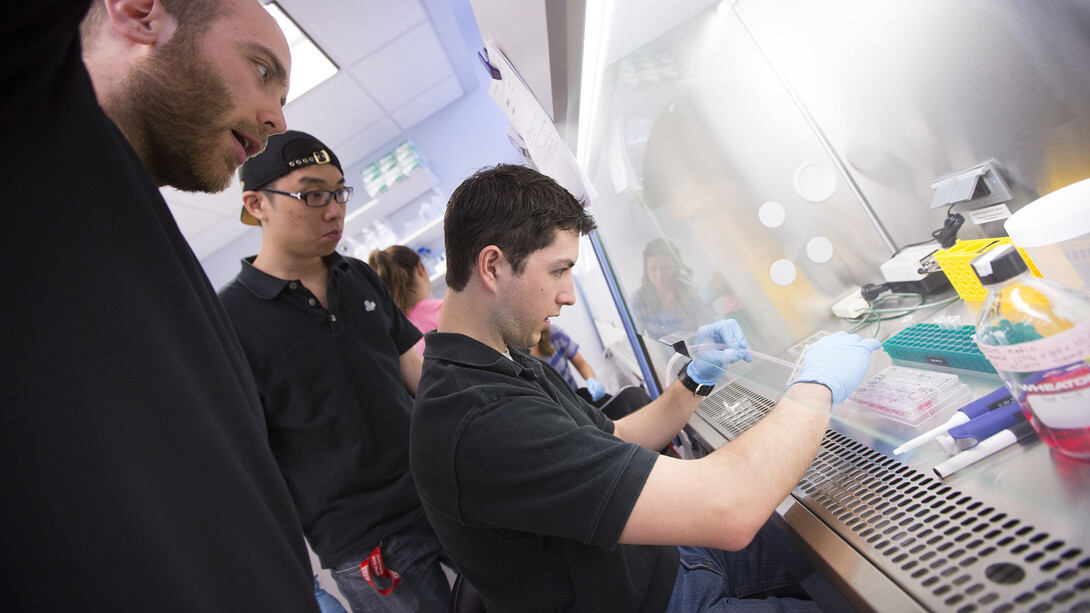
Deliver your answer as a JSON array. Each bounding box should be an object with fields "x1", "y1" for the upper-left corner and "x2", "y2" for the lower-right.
[{"x1": 265, "y1": 2, "x2": 339, "y2": 103}]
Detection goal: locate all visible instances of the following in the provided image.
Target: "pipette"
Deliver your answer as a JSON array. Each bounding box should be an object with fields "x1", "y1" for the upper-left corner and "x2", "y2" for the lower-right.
[
  {"x1": 935, "y1": 401, "x2": 1025, "y2": 455},
  {"x1": 892, "y1": 386, "x2": 1014, "y2": 455},
  {"x1": 746, "y1": 350, "x2": 798, "y2": 370},
  {"x1": 933, "y1": 420, "x2": 1038, "y2": 479}
]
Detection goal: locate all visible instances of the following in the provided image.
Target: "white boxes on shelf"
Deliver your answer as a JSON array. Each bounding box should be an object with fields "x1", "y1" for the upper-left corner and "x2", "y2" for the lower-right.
[{"x1": 344, "y1": 166, "x2": 440, "y2": 239}]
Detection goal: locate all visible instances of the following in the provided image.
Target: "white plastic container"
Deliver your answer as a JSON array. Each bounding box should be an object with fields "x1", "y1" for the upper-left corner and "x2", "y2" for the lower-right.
[{"x1": 1005, "y1": 178, "x2": 1090, "y2": 290}]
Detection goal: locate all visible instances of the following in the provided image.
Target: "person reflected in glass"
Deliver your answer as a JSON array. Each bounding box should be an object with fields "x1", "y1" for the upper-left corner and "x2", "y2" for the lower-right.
[{"x1": 630, "y1": 238, "x2": 716, "y2": 341}]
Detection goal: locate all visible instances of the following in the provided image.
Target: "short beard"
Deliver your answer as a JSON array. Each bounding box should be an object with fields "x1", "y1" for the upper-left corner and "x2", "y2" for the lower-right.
[
  {"x1": 494, "y1": 292, "x2": 539, "y2": 351},
  {"x1": 107, "y1": 32, "x2": 249, "y2": 193}
]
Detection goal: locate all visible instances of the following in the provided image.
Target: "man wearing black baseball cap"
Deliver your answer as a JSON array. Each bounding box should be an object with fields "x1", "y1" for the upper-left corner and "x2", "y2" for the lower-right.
[{"x1": 219, "y1": 130, "x2": 450, "y2": 612}]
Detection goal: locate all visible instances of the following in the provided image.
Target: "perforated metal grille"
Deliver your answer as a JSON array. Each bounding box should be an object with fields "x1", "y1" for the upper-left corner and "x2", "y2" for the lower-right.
[{"x1": 697, "y1": 381, "x2": 1090, "y2": 612}]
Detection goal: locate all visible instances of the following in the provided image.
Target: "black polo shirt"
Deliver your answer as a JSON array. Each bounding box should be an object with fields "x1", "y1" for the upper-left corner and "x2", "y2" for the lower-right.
[
  {"x1": 410, "y1": 332, "x2": 679, "y2": 612},
  {"x1": 1, "y1": 1, "x2": 318, "y2": 609},
  {"x1": 219, "y1": 254, "x2": 423, "y2": 568}
]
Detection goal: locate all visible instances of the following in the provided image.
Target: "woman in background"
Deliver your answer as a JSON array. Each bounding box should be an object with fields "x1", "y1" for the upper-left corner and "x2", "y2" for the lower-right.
[
  {"x1": 530, "y1": 324, "x2": 608, "y2": 405},
  {"x1": 369, "y1": 245, "x2": 442, "y2": 356},
  {"x1": 629, "y1": 237, "x2": 716, "y2": 342}
]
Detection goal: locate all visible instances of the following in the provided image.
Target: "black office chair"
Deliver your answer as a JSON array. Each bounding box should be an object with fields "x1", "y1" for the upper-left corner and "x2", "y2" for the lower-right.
[
  {"x1": 598, "y1": 385, "x2": 652, "y2": 420},
  {"x1": 448, "y1": 574, "x2": 487, "y2": 613}
]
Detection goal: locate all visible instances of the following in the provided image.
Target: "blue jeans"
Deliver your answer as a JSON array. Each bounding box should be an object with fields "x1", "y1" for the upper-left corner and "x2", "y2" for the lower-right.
[
  {"x1": 666, "y1": 522, "x2": 822, "y2": 612},
  {"x1": 314, "y1": 575, "x2": 348, "y2": 613},
  {"x1": 330, "y1": 516, "x2": 451, "y2": 613}
]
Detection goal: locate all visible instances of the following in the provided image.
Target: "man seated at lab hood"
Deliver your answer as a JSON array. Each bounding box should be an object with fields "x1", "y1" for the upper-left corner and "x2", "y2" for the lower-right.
[{"x1": 409, "y1": 163, "x2": 882, "y2": 612}]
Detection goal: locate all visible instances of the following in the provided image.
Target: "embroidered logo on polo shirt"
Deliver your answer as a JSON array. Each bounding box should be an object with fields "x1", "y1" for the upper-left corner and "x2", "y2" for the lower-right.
[{"x1": 364, "y1": 300, "x2": 376, "y2": 312}]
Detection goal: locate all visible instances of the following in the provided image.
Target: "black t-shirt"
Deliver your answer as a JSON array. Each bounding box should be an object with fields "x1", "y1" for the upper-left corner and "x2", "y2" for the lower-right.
[
  {"x1": 411, "y1": 332, "x2": 679, "y2": 613},
  {"x1": 0, "y1": 3, "x2": 318, "y2": 611},
  {"x1": 219, "y1": 254, "x2": 424, "y2": 568}
]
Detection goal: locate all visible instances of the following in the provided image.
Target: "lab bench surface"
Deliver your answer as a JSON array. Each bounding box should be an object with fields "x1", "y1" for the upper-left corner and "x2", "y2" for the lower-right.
[{"x1": 684, "y1": 303, "x2": 1090, "y2": 612}]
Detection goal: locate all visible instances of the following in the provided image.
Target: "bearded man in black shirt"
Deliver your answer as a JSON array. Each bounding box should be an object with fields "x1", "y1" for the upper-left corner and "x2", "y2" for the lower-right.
[{"x1": 1, "y1": 1, "x2": 319, "y2": 610}]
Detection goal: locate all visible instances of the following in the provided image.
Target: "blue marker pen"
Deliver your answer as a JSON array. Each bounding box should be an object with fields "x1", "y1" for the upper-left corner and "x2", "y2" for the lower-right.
[{"x1": 893, "y1": 387, "x2": 1014, "y2": 455}]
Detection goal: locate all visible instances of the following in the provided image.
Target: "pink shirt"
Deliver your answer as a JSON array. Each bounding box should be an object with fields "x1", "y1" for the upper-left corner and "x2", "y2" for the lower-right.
[{"x1": 407, "y1": 298, "x2": 443, "y2": 355}]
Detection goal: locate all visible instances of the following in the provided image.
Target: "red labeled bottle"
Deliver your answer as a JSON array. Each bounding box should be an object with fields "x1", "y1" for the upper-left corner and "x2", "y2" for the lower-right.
[{"x1": 972, "y1": 244, "x2": 1090, "y2": 460}]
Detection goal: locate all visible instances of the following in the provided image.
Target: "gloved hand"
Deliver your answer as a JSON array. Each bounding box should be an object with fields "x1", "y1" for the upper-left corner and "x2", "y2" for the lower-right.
[
  {"x1": 586, "y1": 378, "x2": 606, "y2": 401},
  {"x1": 686, "y1": 319, "x2": 752, "y2": 386},
  {"x1": 790, "y1": 332, "x2": 883, "y2": 405}
]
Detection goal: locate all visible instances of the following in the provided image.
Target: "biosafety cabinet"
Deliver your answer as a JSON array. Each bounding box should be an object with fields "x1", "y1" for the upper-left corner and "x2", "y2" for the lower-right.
[{"x1": 470, "y1": 1, "x2": 1090, "y2": 610}]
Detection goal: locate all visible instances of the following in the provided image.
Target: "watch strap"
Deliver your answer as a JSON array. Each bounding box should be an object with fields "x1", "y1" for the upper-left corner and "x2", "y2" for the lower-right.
[{"x1": 678, "y1": 360, "x2": 714, "y2": 396}]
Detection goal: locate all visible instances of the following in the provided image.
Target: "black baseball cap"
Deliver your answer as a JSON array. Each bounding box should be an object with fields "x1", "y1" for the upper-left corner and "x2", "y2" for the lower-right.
[{"x1": 238, "y1": 130, "x2": 343, "y2": 225}]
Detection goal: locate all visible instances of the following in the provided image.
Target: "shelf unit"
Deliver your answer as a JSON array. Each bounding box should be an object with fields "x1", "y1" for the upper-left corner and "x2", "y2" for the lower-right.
[
  {"x1": 340, "y1": 165, "x2": 447, "y2": 297},
  {"x1": 343, "y1": 167, "x2": 440, "y2": 239},
  {"x1": 401, "y1": 217, "x2": 443, "y2": 247}
]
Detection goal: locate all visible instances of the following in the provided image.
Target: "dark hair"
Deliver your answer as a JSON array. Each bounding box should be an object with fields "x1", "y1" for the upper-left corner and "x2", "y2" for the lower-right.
[
  {"x1": 368, "y1": 245, "x2": 420, "y2": 313},
  {"x1": 642, "y1": 237, "x2": 692, "y2": 285},
  {"x1": 444, "y1": 164, "x2": 597, "y2": 291},
  {"x1": 82, "y1": 0, "x2": 227, "y2": 48}
]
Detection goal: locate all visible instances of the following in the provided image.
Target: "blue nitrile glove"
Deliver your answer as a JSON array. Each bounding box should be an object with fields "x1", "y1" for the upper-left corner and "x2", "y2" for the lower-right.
[
  {"x1": 586, "y1": 378, "x2": 606, "y2": 401},
  {"x1": 686, "y1": 319, "x2": 753, "y2": 386},
  {"x1": 790, "y1": 331, "x2": 883, "y2": 405}
]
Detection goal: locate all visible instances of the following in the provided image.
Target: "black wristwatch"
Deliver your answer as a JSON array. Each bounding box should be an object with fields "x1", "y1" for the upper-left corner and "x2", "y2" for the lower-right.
[{"x1": 677, "y1": 360, "x2": 714, "y2": 396}]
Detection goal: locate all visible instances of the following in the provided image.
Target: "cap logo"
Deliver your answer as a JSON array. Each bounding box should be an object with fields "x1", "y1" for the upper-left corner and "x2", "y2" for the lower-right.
[{"x1": 287, "y1": 149, "x2": 332, "y2": 169}]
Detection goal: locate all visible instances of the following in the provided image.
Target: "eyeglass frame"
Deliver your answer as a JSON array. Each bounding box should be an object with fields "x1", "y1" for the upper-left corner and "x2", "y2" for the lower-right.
[{"x1": 259, "y1": 186, "x2": 354, "y2": 208}]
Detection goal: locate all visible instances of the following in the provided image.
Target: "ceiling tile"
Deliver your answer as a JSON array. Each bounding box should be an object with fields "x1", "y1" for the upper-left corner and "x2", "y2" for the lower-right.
[
  {"x1": 348, "y1": 22, "x2": 455, "y2": 110},
  {"x1": 284, "y1": 73, "x2": 385, "y2": 148},
  {"x1": 161, "y1": 176, "x2": 249, "y2": 260},
  {"x1": 165, "y1": 201, "x2": 225, "y2": 238},
  {"x1": 161, "y1": 179, "x2": 243, "y2": 214},
  {"x1": 392, "y1": 75, "x2": 465, "y2": 130},
  {"x1": 274, "y1": 0, "x2": 429, "y2": 67},
  {"x1": 335, "y1": 118, "x2": 404, "y2": 171},
  {"x1": 187, "y1": 219, "x2": 254, "y2": 261}
]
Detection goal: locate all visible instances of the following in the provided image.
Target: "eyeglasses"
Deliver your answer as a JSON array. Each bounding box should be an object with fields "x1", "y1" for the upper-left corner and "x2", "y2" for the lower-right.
[{"x1": 260, "y1": 186, "x2": 353, "y2": 207}]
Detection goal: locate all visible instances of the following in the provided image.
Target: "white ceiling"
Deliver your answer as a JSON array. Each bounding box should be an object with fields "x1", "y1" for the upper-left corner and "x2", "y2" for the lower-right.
[{"x1": 162, "y1": 0, "x2": 480, "y2": 260}]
